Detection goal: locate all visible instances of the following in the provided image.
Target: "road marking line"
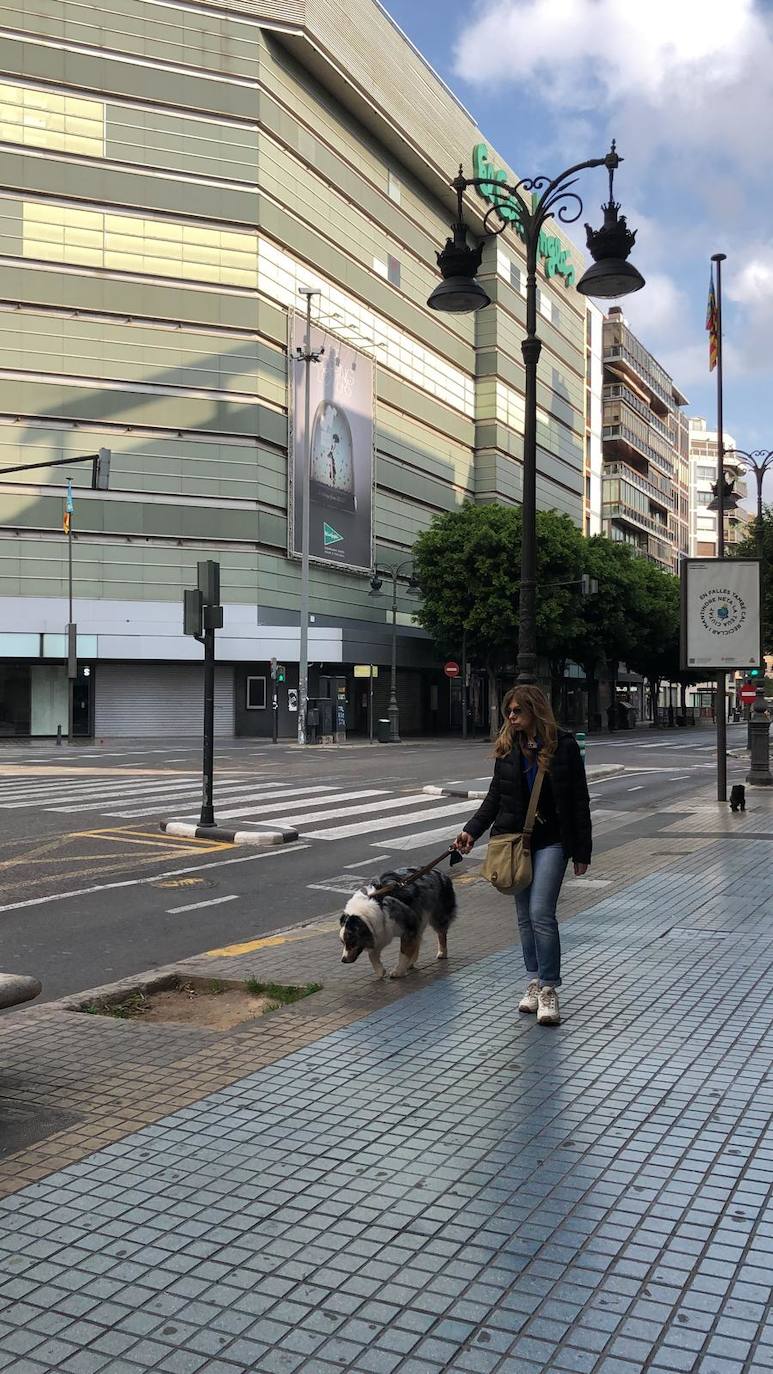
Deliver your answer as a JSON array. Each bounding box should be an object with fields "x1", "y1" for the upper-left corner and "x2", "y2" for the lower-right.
[
  {"x1": 206, "y1": 918, "x2": 338, "y2": 958},
  {"x1": 306, "y1": 800, "x2": 472, "y2": 842},
  {"x1": 344, "y1": 855, "x2": 390, "y2": 868},
  {"x1": 265, "y1": 791, "x2": 429, "y2": 828},
  {"x1": 116, "y1": 784, "x2": 334, "y2": 820},
  {"x1": 669, "y1": 775, "x2": 690, "y2": 781},
  {"x1": 627, "y1": 785, "x2": 645, "y2": 791},
  {"x1": 208, "y1": 788, "x2": 387, "y2": 823},
  {"x1": 167, "y1": 894, "x2": 239, "y2": 914},
  {"x1": 0, "y1": 843, "x2": 311, "y2": 914}
]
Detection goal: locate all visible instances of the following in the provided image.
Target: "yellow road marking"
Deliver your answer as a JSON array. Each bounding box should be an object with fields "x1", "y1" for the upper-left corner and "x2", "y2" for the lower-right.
[
  {"x1": 71, "y1": 826, "x2": 231, "y2": 850},
  {"x1": 206, "y1": 920, "x2": 338, "y2": 958},
  {"x1": 154, "y1": 877, "x2": 206, "y2": 889}
]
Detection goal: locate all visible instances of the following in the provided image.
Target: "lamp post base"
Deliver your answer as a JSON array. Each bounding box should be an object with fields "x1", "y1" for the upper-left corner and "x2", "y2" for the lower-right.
[
  {"x1": 746, "y1": 696, "x2": 772, "y2": 785},
  {"x1": 387, "y1": 702, "x2": 401, "y2": 744}
]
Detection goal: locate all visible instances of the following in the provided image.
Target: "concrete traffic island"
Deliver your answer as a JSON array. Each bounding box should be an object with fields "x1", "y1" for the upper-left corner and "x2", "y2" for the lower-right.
[
  {"x1": 160, "y1": 819, "x2": 299, "y2": 845},
  {"x1": 0, "y1": 972, "x2": 41, "y2": 1009}
]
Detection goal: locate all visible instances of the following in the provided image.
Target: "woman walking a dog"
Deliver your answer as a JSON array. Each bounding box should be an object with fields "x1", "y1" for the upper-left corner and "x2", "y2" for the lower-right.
[{"x1": 454, "y1": 685, "x2": 591, "y2": 1026}]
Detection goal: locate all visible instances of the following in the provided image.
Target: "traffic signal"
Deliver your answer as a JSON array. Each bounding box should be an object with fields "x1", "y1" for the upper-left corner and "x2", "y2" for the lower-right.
[
  {"x1": 276, "y1": 664, "x2": 286, "y2": 683},
  {"x1": 91, "y1": 447, "x2": 111, "y2": 490},
  {"x1": 750, "y1": 668, "x2": 761, "y2": 678}
]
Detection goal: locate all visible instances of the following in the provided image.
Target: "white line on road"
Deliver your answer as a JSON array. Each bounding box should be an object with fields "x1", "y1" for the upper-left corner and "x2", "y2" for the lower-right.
[
  {"x1": 344, "y1": 855, "x2": 390, "y2": 868},
  {"x1": 669, "y1": 775, "x2": 690, "y2": 781},
  {"x1": 166, "y1": 894, "x2": 239, "y2": 914},
  {"x1": 210, "y1": 788, "x2": 389, "y2": 824},
  {"x1": 116, "y1": 785, "x2": 334, "y2": 820},
  {"x1": 627, "y1": 785, "x2": 645, "y2": 791},
  {"x1": 0, "y1": 844, "x2": 310, "y2": 915},
  {"x1": 309, "y1": 800, "x2": 471, "y2": 841}
]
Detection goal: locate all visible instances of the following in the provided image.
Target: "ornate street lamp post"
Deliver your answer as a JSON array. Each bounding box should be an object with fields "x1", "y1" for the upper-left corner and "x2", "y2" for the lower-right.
[
  {"x1": 369, "y1": 561, "x2": 421, "y2": 742},
  {"x1": 428, "y1": 143, "x2": 644, "y2": 683}
]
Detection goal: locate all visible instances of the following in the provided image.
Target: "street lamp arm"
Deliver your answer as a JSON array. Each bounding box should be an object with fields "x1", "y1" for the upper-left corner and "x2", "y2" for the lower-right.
[{"x1": 465, "y1": 152, "x2": 611, "y2": 243}]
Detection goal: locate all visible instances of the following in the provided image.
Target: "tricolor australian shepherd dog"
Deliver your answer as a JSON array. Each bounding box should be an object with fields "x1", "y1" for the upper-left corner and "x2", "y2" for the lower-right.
[{"x1": 339, "y1": 868, "x2": 457, "y2": 980}]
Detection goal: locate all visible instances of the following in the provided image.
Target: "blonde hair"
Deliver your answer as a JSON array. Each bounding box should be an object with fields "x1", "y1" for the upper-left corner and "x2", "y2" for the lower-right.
[{"x1": 494, "y1": 685, "x2": 558, "y2": 764}]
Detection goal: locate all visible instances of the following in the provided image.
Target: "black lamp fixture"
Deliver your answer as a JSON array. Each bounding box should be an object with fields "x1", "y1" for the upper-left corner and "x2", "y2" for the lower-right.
[
  {"x1": 707, "y1": 475, "x2": 741, "y2": 513},
  {"x1": 427, "y1": 142, "x2": 643, "y2": 684},
  {"x1": 427, "y1": 142, "x2": 643, "y2": 315}
]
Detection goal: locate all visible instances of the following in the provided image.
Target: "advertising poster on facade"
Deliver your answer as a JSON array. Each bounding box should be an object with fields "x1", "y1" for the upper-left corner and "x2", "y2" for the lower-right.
[
  {"x1": 680, "y1": 559, "x2": 761, "y2": 671},
  {"x1": 288, "y1": 315, "x2": 374, "y2": 573}
]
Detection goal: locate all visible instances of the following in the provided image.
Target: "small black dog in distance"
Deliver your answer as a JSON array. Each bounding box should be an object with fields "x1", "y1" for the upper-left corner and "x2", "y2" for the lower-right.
[{"x1": 730, "y1": 784, "x2": 746, "y2": 813}]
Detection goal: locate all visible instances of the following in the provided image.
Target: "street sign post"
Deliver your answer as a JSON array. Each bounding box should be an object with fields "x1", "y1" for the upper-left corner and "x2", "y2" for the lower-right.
[
  {"x1": 444, "y1": 661, "x2": 460, "y2": 678},
  {"x1": 740, "y1": 684, "x2": 757, "y2": 704}
]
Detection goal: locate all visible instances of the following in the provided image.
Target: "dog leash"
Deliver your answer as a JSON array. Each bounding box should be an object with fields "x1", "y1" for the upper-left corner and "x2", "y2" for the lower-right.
[{"x1": 370, "y1": 844, "x2": 463, "y2": 900}]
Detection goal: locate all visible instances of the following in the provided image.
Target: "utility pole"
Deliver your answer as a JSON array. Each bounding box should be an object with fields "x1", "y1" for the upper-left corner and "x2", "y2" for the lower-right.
[
  {"x1": 64, "y1": 478, "x2": 76, "y2": 744},
  {"x1": 713, "y1": 252, "x2": 727, "y2": 803},
  {"x1": 183, "y1": 561, "x2": 223, "y2": 828},
  {"x1": 296, "y1": 287, "x2": 323, "y2": 745}
]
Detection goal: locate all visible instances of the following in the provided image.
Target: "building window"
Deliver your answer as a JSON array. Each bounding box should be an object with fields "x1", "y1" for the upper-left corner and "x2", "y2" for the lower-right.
[
  {"x1": 372, "y1": 256, "x2": 388, "y2": 279},
  {"x1": 246, "y1": 676, "x2": 267, "y2": 710},
  {"x1": 510, "y1": 262, "x2": 521, "y2": 293},
  {"x1": 387, "y1": 171, "x2": 401, "y2": 204},
  {"x1": 696, "y1": 490, "x2": 711, "y2": 505},
  {"x1": 697, "y1": 541, "x2": 716, "y2": 556},
  {"x1": 696, "y1": 464, "x2": 716, "y2": 480},
  {"x1": 21, "y1": 201, "x2": 258, "y2": 286},
  {"x1": 0, "y1": 81, "x2": 105, "y2": 158},
  {"x1": 387, "y1": 254, "x2": 401, "y2": 287}
]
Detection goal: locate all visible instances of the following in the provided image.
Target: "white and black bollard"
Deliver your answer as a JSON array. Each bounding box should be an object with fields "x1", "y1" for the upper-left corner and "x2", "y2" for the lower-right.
[{"x1": 746, "y1": 687, "x2": 772, "y2": 787}]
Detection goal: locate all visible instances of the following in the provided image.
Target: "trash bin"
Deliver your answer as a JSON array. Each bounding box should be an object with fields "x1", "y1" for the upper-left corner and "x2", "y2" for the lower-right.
[{"x1": 376, "y1": 718, "x2": 391, "y2": 743}]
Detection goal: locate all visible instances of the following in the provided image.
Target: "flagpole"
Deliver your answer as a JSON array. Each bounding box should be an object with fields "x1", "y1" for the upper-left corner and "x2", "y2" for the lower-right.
[{"x1": 713, "y1": 252, "x2": 727, "y2": 802}]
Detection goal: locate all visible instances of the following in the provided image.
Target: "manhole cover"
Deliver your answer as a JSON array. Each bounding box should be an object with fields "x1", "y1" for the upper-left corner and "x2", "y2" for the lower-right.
[{"x1": 0, "y1": 1100, "x2": 81, "y2": 1159}]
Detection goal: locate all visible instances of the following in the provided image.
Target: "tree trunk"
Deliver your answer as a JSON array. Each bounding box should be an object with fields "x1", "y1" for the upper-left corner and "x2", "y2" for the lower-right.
[
  {"x1": 550, "y1": 659, "x2": 566, "y2": 719},
  {"x1": 648, "y1": 677, "x2": 661, "y2": 726},
  {"x1": 487, "y1": 666, "x2": 499, "y2": 741},
  {"x1": 585, "y1": 670, "x2": 599, "y2": 734},
  {"x1": 606, "y1": 659, "x2": 619, "y2": 732}
]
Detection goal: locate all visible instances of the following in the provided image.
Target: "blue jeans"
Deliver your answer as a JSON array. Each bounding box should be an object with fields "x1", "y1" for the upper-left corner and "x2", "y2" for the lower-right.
[{"x1": 514, "y1": 842, "x2": 568, "y2": 987}]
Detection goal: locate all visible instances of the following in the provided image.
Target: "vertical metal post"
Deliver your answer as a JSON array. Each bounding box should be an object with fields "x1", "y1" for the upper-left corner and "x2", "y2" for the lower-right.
[
  {"x1": 461, "y1": 626, "x2": 468, "y2": 739},
  {"x1": 517, "y1": 234, "x2": 541, "y2": 685},
  {"x1": 387, "y1": 570, "x2": 401, "y2": 743},
  {"x1": 199, "y1": 624, "x2": 215, "y2": 827},
  {"x1": 368, "y1": 667, "x2": 374, "y2": 743},
  {"x1": 756, "y1": 466, "x2": 766, "y2": 678},
  {"x1": 297, "y1": 287, "x2": 320, "y2": 746},
  {"x1": 713, "y1": 252, "x2": 727, "y2": 802},
  {"x1": 66, "y1": 481, "x2": 76, "y2": 744}
]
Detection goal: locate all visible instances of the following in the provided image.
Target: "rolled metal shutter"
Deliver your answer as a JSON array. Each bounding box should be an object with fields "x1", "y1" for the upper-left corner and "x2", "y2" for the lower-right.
[{"x1": 95, "y1": 666, "x2": 234, "y2": 737}]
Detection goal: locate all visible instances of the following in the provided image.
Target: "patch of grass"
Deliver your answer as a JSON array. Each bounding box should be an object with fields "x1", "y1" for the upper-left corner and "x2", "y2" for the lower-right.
[
  {"x1": 208, "y1": 979, "x2": 225, "y2": 996},
  {"x1": 83, "y1": 991, "x2": 149, "y2": 1019},
  {"x1": 245, "y1": 978, "x2": 321, "y2": 1007}
]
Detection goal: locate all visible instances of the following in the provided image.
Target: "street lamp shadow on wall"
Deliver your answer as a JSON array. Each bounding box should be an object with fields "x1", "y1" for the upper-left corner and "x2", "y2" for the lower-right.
[{"x1": 427, "y1": 141, "x2": 644, "y2": 685}]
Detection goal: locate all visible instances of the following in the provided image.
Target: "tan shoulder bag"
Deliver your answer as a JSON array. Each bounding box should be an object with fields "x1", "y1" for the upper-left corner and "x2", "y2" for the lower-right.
[{"x1": 480, "y1": 763, "x2": 545, "y2": 895}]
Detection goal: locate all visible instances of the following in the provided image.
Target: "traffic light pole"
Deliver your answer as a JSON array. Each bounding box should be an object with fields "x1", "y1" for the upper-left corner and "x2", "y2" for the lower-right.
[
  {"x1": 200, "y1": 619, "x2": 216, "y2": 827},
  {"x1": 713, "y1": 253, "x2": 727, "y2": 803}
]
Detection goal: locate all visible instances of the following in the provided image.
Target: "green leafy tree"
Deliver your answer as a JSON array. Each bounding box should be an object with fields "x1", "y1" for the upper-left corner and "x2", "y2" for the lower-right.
[
  {"x1": 413, "y1": 503, "x2": 585, "y2": 736},
  {"x1": 735, "y1": 507, "x2": 773, "y2": 656},
  {"x1": 566, "y1": 537, "x2": 641, "y2": 730}
]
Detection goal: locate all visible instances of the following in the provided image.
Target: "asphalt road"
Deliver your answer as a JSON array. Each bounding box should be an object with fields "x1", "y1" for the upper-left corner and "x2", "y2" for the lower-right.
[{"x1": 0, "y1": 725, "x2": 750, "y2": 1004}]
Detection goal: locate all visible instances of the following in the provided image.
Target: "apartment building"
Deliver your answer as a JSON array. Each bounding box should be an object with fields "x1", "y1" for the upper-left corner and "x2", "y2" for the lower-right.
[
  {"x1": 601, "y1": 307, "x2": 688, "y2": 572},
  {"x1": 688, "y1": 418, "x2": 750, "y2": 555}
]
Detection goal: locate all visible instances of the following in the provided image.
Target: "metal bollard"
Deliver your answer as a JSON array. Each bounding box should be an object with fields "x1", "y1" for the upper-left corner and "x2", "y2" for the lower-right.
[
  {"x1": 746, "y1": 689, "x2": 772, "y2": 786},
  {"x1": 56, "y1": 724, "x2": 62, "y2": 746}
]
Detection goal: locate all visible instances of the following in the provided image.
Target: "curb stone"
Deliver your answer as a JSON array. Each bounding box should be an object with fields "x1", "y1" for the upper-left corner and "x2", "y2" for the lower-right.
[{"x1": 160, "y1": 820, "x2": 298, "y2": 846}]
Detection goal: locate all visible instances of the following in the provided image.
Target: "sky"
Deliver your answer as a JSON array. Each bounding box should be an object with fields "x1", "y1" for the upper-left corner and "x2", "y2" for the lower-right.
[{"x1": 380, "y1": 0, "x2": 773, "y2": 497}]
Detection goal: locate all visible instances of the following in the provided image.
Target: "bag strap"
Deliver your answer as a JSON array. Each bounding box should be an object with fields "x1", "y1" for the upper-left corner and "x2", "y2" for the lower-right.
[{"x1": 522, "y1": 762, "x2": 546, "y2": 840}]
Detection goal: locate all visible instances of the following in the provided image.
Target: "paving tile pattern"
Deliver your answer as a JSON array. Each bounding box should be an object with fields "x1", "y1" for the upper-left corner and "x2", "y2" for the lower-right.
[{"x1": 1, "y1": 831, "x2": 772, "y2": 1373}]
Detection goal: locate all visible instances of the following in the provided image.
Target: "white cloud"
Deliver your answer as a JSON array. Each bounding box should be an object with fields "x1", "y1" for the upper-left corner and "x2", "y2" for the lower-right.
[{"x1": 454, "y1": 0, "x2": 773, "y2": 176}]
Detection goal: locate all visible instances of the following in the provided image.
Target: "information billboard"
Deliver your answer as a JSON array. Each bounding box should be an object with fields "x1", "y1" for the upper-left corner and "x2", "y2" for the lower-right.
[{"x1": 680, "y1": 558, "x2": 761, "y2": 671}]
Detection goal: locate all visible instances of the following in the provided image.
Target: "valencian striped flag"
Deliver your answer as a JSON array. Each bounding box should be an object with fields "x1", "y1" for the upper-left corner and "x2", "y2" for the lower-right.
[
  {"x1": 63, "y1": 478, "x2": 73, "y2": 535},
  {"x1": 706, "y1": 269, "x2": 719, "y2": 372}
]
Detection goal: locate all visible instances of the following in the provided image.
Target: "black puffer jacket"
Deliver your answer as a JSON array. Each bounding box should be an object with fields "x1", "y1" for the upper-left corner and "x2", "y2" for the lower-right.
[{"x1": 465, "y1": 730, "x2": 592, "y2": 864}]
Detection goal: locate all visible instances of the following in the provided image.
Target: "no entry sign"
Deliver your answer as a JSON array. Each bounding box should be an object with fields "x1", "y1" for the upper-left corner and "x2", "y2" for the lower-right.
[
  {"x1": 444, "y1": 661, "x2": 460, "y2": 678},
  {"x1": 740, "y1": 684, "x2": 758, "y2": 704}
]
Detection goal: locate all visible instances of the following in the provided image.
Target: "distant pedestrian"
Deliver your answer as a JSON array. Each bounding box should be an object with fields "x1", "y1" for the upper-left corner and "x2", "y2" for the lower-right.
[{"x1": 454, "y1": 685, "x2": 591, "y2": 1026}]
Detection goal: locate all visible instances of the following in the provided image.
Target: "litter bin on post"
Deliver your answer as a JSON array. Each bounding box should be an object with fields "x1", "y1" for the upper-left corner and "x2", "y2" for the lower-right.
[{"x1": 376, "y1": 718, "x2": 391, "y2": 744}]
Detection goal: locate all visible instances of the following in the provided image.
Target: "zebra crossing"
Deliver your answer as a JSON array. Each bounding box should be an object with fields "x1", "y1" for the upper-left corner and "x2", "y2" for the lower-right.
[{"x1": 0, "y1": 771, "x2": 479, "y2": 851}]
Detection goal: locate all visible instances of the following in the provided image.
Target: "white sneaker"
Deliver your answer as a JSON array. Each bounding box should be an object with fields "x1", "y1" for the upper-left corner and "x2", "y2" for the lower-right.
[
  {"x1": 518, "y1": 978, "x2": 540, "y2": 1013},
  {"x1": 537, "y1": 986, "x2": 561, "y2": 1026}
]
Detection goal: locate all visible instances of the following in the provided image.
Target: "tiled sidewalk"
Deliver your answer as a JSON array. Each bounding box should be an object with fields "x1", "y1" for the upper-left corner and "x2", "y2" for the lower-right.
[{"x1": 1, "y1": 822, "x2": 773, "y2": 1373}]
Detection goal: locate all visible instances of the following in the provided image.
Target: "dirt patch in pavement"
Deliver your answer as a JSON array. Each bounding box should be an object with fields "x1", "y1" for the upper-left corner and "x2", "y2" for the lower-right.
[{"x1": 77, "y1": 977, "x2": 321, "y2": 1029}]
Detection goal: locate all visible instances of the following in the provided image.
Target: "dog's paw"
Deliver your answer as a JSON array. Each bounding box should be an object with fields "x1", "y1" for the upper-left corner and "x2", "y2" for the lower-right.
[
  {"x1": 389, "y1": 969, "x2": 408, "y2": 980},
  {"x1": 436, "y1": 950, "x2": 448, "y2": 961}
]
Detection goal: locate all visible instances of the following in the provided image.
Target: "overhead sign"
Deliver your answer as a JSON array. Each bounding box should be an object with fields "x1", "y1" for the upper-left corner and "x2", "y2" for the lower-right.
[
  {"x1": 444, "y1": 661, "x2": 460, "y2": 678},
  {"x1": 353, "y1": 665, "x2": 378, "y2": 678},
  {"x1": 680, "y1": 559, "x2": 761, "y2": 671},
  {"x1": 472, "y1": 144, "x2": 575, "y2": 287},
  {"x1": 288, "y1": 315, "x2": 374, "y2": 574}
]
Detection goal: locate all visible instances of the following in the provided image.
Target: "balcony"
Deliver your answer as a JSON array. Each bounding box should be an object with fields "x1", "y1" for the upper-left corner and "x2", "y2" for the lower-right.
[
  {"x1": 604, "y1": 461, "x2": 675, "y2": 511},
  {"x1": 604, "y1": 500, "x2": 675, "y2": 540},
  {"x1": 603, "y1": 422, "x2": 675, "y2": 477},
  {"x1": 603, "y1": 383, "x2": 674, "y2": 444},
  {"x1": 603, "y1": 343, "x2": 673, "y2": 413}
]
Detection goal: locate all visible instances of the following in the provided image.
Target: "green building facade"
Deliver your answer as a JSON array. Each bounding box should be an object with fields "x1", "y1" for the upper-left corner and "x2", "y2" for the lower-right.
[{"x1": 0, "y1": 0, "x2": 592, "y2": 737}]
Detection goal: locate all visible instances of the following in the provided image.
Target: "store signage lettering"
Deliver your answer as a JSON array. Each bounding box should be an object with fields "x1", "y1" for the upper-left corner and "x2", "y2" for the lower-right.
[{"x1": 472, "y1": 144, "x2": 575, "y2": 288}]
